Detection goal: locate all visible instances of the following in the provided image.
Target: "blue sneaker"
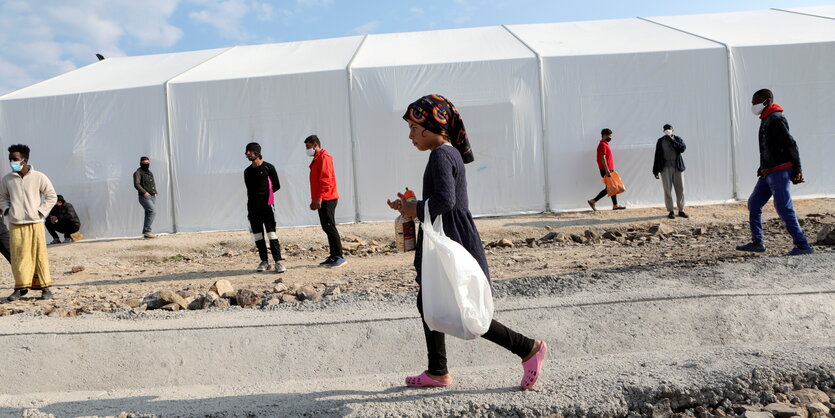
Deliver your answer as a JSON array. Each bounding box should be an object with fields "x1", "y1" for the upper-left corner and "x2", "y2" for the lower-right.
[
  {"x1": 329, "y1": 256, "x2": 347, "y2": 268},
  {"x1": 735, "y1": 242, "x2": 765, "y2": 253},
  {"x1": 785, "y1": 246, "x2": 814, "y2": 256},
  {"x1": 319, "y1": 257, "x2": 335, "y2": 267}
]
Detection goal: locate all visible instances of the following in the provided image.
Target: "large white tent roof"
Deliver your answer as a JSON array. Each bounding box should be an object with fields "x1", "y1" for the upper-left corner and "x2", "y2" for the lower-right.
[
  {"x1": 507, "y1": 17, "x2": 721, "y2": 55},
  {"x1": 1, "y1": 49, "x2": 228, "y2": 99},
  {"x1": 782, "y1": 5, "x2": 835, "y2": 19},
  {"x1": 649, "y1": 9, "x2": 835, "y2": 46}
]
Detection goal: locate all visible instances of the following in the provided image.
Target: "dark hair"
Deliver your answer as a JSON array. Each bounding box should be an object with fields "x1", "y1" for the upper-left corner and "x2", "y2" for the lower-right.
[
  {"x1": 601, "y1": 128, "x2": 612, "y2": 136},
  {"x1": 304, "y1": 135, "x2": 320, "y2": 147},
  {"x1": 140, "y1": 156, "x2": 150, "y2": 162},
  {"x1": 57, "y1": 194, "x2": 65, "y2": 203},
  {"x1": 8, "y1": 144, "x2": 30, "y2": 160},
  {"x1": 663, "y1": 124, "x2": 672, "y2": 130},
  {"x1": 753, "y1": 88, "x2": 773, "y2": 101}
]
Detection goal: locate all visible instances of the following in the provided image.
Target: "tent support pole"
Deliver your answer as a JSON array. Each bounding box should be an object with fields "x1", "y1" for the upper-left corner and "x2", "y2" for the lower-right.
[
  {"x1": 346, "y1": 35, "x2": 369, "y2": 223},
  {"x1": 503, "y1": 25, "x2": 551, "y2": 212},
  {"x1": 639, "y1": 17, "x2": 740, "y2": 201}
]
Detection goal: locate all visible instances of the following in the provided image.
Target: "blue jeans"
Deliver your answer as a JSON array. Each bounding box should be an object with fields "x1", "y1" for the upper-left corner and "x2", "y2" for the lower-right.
[
  {"x1": 138, "y1": 195, "x2": 156, "y2": 233},
  {"x1": 747, "y1": 169, "x2": 808, "y2": 248}
]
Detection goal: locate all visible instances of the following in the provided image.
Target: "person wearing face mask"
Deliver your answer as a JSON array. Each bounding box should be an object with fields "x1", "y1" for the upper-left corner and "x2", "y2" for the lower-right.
[
  {"x1": 304, "y1": 135, "x2": 345, "y2": 268},
  {"x1": 587, "y1": 128, "x2": 626, "y2": 211},
  {"x1": 45, "y1": 194, "x2": 83, "y2": 244},
  {"x1": 0, "y1": 144, "x2": 57, "y2": 301},
  {"x1": 652, "y1": 124, "x2": 688, "y2": 219},
  {"x1": 133, "y1": 156, "x2": 158, "y2": 239},
  {"x1": 736, "y1": 89, "x2": 813, "y2": 256}
]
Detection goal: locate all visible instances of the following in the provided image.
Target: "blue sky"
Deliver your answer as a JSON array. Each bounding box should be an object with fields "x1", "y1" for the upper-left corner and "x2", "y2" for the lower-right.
[{"x1": 0, "y1": 0, "x2": 830, "y2": 95}]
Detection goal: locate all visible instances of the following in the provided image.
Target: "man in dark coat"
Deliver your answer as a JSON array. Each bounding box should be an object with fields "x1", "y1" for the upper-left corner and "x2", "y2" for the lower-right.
[
  {"x1": 652, "y1": 124, "x2": 688, "y2": 219},
  {"x1": 46, "y1": 194, "x2": 82, "y2": 244}
]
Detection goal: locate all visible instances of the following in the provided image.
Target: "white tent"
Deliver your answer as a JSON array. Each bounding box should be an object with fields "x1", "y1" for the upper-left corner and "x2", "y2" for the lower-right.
[
  {"x1": 781, "y1": 5, "x2": 835, "y2": 19},
  {"x1": 648, "y1": 10, "x2": 835, "y2": 199},
  {"x1": 166, "y1": 36, "x2": 364, "y2": 233},
  {"x1": 0, "y1": 49, "x2": 227, "y2": 238},
  {"x1": 349, "y1": 26, "x2": 545, "y2": 221},
  {"x1": 507, "y1": 18, "x2": 733, "y2": 210},
  {"x1": 1, "y1": 9, "x2": 832, "y2": 239}
]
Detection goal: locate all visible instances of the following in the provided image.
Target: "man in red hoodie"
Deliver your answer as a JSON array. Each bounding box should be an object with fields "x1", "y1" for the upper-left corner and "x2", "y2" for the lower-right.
[{"x1": 305, "y1": 135, "x2": 346, "y2": 268}]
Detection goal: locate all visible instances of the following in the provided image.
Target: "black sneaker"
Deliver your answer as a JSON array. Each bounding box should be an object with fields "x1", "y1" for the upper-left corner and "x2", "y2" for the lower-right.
[
  {"x1": 319, "y1": 256, "x2": 335, "y2": 266},
  {"x1": 667, "y1": 211, "x2": 675, "y2": 219},
  {"x1": 7, "y1": 288, "x2": 27, "y2": 301},
  {"x1": 736, "y1": 242, "x2": 765, "y2": 253},
  {"x1": 49, "y1": 238, "x2": 61, "y2": 245},
  {"x1": 678, "y1": 211, "x2": 689, "y2": 219},
  {"x1": 256, "y1": 260, "x2": 270, "y2": 272},
  {"x1": 40, "y1": 289, "x2": 54, "y2": 300}
]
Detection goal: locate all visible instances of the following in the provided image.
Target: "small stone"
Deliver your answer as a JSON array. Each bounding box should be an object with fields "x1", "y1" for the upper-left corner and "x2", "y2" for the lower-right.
[
  {"x1": 211, "y1": 298, "x2": 231, "y2": 308},
  {"x1": 273, "y1": 277, "x2": 285, "y2": 284},
  {"x1": 235, "y1": 289, "x2": 260, "y2": 308},
  {"x1": 210, "y1": 280, "x2": 235, "y2": 298},
  {"x1": 584, "y1": 229, "x2": 601, "y2": 241},
  {"x1": 125, "y1": 299, "x2": 143, "y2": 308},
  {"x1": 187, "y1": 296, "x2": 204, "y2": 310},
  {"x1": 141, "y1": 291, "x2": 166, "y2": 310},
  {"x1": 160, "y1": 303, "x2": 180, "y2": 312},
  {"x1": 791, "y1": 389, "x2": 830, "y2": 405},
  {"x1": 280, "y1": 294, "x2": 298, "y2": 304},
  {"x1": 296, "y1": 285, "x2": 318, "y2": 301},
  {"x1": 649, "y1": 223, "x2": 674, "y2": 235},
  {"x1": 602, "y1": 231, "x2": 618, "y2": 240},
  {"x1": 763, "y1": 402, "x2": 806, "y2": 418},
  {"x1": 775, "y1": 393, "x2": 788, "y2": 403},
  {"x1": 570, "y1": 234, "x2": 583, "y2": 243},
  {"x1": 743, "y1": 412, "x2": 774, "y2": 418},
  {"x1": 176, "y1": 290, "x2": 197, "y2": 299},
  {"x1": 324, "y1": 286, "x2": 342, "y2": 296},
  {"x1": 498, "y1": 239, "x2": 514, "y2": 248},
  {"x1": 272, "y1": 284, "x2": 288, "y2": 293},
  {"x1": 540, "y1": 231, "x2": 558, "y2": 241},
  {"x1": 46, "y1": 308, "x2": 75, "y2": 318},
  {"x1": 806, "y1": 402, "x2": 829, "y2": 416},
  {"x1": 693, "y1": 227, "x2": 705, "y2": 235},
  {"x1": 264, "y1": 297, "x2": 281, "y2": 306},
  {"x1": 70, "y1": 266, "x2": 85, "y2": 273},
  {"x1": 159, "y1": 290, "x2": 188, "y2": 309}
]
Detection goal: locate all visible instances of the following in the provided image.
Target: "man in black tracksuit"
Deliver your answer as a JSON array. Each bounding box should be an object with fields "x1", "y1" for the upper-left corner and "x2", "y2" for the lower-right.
[
  {"x1": 244, "y1": 142, "x2": 286, "y2": 273},
  {"x1": 46, "y1": 194, "x2": 82, "y2": 244}
]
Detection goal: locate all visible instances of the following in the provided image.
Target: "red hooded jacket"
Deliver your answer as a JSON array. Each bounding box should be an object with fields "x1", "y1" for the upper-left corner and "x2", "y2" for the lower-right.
[{"x1": 309, "y1": 149, "x2": 339, "y2": 202}]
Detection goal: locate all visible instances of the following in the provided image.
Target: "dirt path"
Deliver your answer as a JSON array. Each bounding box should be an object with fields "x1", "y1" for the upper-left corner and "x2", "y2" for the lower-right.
[{"x1": 0, "y1": 198, "x2": 832, "y2": 316}]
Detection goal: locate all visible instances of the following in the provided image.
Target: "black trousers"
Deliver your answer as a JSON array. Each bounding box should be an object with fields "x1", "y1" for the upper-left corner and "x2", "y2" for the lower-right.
[
  {"x1": 417, "y1": 288, "x2": 534, "y2": 376},
  {"x1": 0, "y1": 221, "x2": 9, "y2": 263},
  {"x1": 247, "y1": 202, "x2": 283, "y2": 262},
  {"x1": 318, "y1": 199, "x2": 343, "y2": 258},
  {"x1": 45, "y1": 219, "x2": 79, "y2": 240},
  {"x1": 593, "y1": 169, "x2": 618, "y2": 205}
]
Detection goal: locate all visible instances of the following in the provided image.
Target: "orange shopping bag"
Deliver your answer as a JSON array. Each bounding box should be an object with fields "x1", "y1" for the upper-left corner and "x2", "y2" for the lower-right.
[{"x1": 602, "y1": 172, "x2": 627, "y2": 197}]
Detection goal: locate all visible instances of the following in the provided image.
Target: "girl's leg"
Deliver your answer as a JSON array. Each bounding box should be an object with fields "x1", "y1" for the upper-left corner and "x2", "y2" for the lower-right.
[
  {"x1": 417, "y1": 289, "x2": 448, "y2": 376},
  {"x1": 481, "y1": 319, "x2": 535, "y2": 359}
]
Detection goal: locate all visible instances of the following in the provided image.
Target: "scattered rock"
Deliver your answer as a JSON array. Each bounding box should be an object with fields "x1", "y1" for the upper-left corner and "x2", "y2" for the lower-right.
[
  {"x1": 187, "y1": 296, "x2": 205, "y2": 310},
  {"x1": 763, "y1": 402, "x2": 806, "y2": 418},
  {"x1": 540, "y1": 232, "x2": 558, "y2": 241},
  {"x1": 816, "y1": 224, "x2": 835, "y2": 245},
  {"x1": 124, "y1": 299, "x2": 143, "y2": 308},
  {"x1": 70, "y1": 266, "x2": 85, "y2": 274},
  {"x1": 296, "y1": 285, "x2": 322, "y2": 302},
  {"x1": 273, "y1": 277, "x2": 285, "y2": 284},
  {"x1": 211, "y1": 298, "x2": 231, "y2": 308},
  {"x1": 264, "y1": 296, "x2": 281, "y2": 306},
  {"x1": 649, "y1": 223, "x2": 674, "y2": 235},
  {"x1": 570, "y1": 234, "x2": 583, "y2": 243},
  {"x1": 584, "y1": 229, "x2": 601, "y2": 242},
  {"x1": 235, "y1": 289, "x2": 260, "y2": 308},
  {"x1": 21, "y1": 409, "x2": 56, "y2": 418},
  {"x1": 272, "y1": 283, "x2": 288, "y2": 293},
  {"x1": 806, "y1": 402, "x2": 830, "y2": 416},
  {"x1": 46, "y1": 308, "x2": 76, "y2": 318},
  {"x1": 160, "y1": 303, "x2": 180, "y2": 312},
  {"x1": 159, "y1": 290, "x2": 188, "y2": 309},
  {"x1": 280, "y1": 294, "x2": 298, "y2": 304},
  {"x1": 498, "y1": 239, "x2": 514, "y2": 248},
  {"x1": 141, "y1": 291, "x2": 166, "y2": 310},
  {"x1": 791, "y1": 389, "x2": 830, "y2": 405},
  {"x1": 602, "y1": 231, "x2": 618, "y2": 240},
  {"x1": 694, "y1": 227, "x2": 705, "y2": 235},
  {"x1": 210, "y1": 280, "x2": 235, "y2": 298},
  {"x1": 201, "y1": 292, "x2": 218, "y2": 310},
  {"x1": 743, "y1": 412, "x2": 774, "y2": 418},
  {"x1": 324, "y1": 286, "x2": 342, "y2": 296}
]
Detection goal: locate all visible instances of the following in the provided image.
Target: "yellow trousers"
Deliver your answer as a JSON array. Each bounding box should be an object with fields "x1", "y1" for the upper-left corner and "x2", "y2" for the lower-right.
[{"x1": 10, "y1": 223, "x2": 51, "y2": 289}]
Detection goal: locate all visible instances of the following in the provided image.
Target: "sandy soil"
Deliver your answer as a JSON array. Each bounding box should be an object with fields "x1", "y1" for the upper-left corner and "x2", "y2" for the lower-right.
[{"x1": 0, "y1": 198, "x2": 832, "y2": 316}]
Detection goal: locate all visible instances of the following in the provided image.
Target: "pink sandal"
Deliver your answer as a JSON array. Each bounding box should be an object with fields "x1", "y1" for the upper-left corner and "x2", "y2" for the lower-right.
[
  {"x1": 405, "y1": 371, "x2": 452, "y2": 388},
  {"x1": 520, "y1": 341, "x2": 547, "y2": 390}
]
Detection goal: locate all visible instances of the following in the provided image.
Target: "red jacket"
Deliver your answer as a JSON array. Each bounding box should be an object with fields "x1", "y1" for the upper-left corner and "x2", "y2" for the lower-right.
[{"x1": 309, "y1": 149, "x2": 339, "y2": 202}]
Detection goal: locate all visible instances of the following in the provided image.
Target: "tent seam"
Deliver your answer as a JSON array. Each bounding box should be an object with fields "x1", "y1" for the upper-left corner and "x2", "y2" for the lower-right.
[{"x1": 347, "y1": 35, "x2": 369, "y2": 223}]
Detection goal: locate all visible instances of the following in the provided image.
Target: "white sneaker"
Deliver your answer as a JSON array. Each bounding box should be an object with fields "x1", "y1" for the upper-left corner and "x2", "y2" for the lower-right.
[{"x1": 274, "y1": 261, "x2": 287, "y2": 273}]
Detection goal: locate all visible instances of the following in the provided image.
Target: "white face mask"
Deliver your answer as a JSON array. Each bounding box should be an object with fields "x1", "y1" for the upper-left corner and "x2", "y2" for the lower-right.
[
  {"x1": 751, "y1": 102, "x2": 766, "y2": 116},
  {"x1": 664, "y1": 129, "x2": 673, "y2": 136},
  {"x1": 306, "y1": 148, "x2": 316, "y2": 157}
]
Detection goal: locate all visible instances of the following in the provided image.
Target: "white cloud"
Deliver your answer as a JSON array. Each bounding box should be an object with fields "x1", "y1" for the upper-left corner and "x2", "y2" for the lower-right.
[
  {"x1": 353, "y1": 20, "x2": 381, "y2": 35},
  {"x1": 0, "y1": 0, "x2": 183, "y2": 95},
  {"x1": 188, "y1": 0, "x2": 251, "y2": 39}
]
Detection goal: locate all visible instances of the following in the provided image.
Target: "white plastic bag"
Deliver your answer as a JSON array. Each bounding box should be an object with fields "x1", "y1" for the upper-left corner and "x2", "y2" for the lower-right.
[{"x1": 420, "y1": 199, "x2": 494, "y2": 340}]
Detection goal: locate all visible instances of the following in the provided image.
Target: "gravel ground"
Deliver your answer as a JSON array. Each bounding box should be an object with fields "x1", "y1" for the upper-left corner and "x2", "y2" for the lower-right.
[{"x1": 0, "y1": 252, "x2": 832, "y2": 417}]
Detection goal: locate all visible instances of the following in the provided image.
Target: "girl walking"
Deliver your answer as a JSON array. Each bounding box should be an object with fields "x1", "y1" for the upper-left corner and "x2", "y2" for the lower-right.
[{"x1": 387, "y1": 94, "x2": 547, "y2": 390}]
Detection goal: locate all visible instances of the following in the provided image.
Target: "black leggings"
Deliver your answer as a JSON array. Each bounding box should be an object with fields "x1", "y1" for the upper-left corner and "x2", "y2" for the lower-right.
[
  {"x1": 417, "y1": 288, "x2": 534, "y2": 376},
  {"x1": 248, "y1": 202, "x2": 283, "y2": 262},
  {"x1": 593, "y1": 169, "x2": 618, "y2": 205}
]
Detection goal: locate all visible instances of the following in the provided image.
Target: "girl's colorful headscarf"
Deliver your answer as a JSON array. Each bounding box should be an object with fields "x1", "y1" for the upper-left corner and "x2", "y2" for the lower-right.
[{"x1": 403, "y1": 94, "x2": 473, "y2": 164}]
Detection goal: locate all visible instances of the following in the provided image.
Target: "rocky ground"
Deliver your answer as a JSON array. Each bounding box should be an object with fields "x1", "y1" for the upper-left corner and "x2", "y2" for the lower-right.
[{"x1": 0, "y1": 198, "x2": 833, "y2": 317}]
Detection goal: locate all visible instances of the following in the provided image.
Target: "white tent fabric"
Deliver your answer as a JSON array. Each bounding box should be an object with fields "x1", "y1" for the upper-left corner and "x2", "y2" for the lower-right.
[
  {"x1": 507, "y1": 19, "x2": 733, "y2": 210},
  {"x1": 1, "y1": 9, "x2": 832, "y2": 239},
  {"x1": 349, "y1": 26, "x2": 544, "y2": 221},
  {"x1": 166, "y1": 37, "x2": 364, "y2": 233},
  {"x1": 0, "y1": 49, "x2": 227, "y2": 238},
  {"x1": 649, "y1": 10, "x2": 835, "y2": 199}
]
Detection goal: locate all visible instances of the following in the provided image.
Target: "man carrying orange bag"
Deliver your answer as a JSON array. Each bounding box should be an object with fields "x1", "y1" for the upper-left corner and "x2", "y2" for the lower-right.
[{"x1": 588, "y1": 128, "x2": 626, "y2": 211}]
